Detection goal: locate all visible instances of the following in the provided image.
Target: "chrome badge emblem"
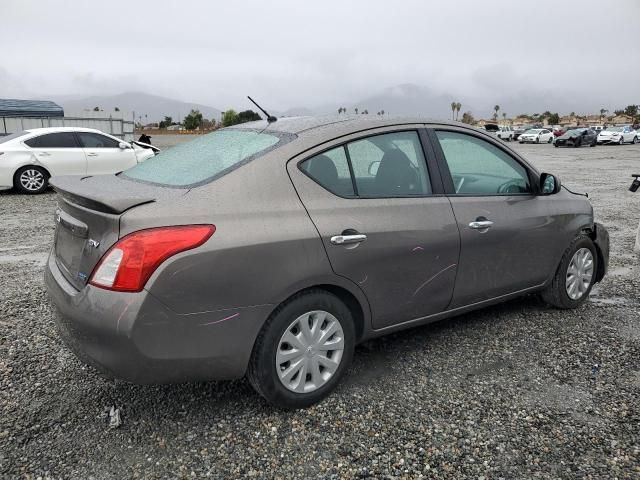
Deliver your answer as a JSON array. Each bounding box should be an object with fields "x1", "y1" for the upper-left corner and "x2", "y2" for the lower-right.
[{"x1": 88, "y1": 239, "x2": 100, "y2": 248}]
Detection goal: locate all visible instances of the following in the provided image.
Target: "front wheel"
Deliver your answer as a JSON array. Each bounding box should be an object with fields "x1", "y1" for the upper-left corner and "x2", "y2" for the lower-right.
[
  {"x1": 247, "y1": 290, "x2": 355, "y2": 409},
  {"x1": 574, "y1": 138, "x2": 582, "y2": 148},
  {"x1": 619, "y1": 137, "x2": 624, "y2": 145},
  {"x1": 548, "y1": 136, "x2": 553, "y2": 143},
  {"x1": 633, "y1": 136, "x2": 638, "y2": 144},
  {"x1": 14, "y1": 166, "x2": 49, "y2": 194},
  {"x1": 541, "y1": 235, "x2": 597, "y2": 309}
]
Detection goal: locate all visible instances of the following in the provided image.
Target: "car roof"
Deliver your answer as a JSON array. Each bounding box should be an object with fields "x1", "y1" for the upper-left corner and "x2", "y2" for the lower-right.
[
  {"x1": 233, "y1": 115, "x2": 474, "y2": 137},
  {"x1": 23, "y1": 127, "x2": 107, "y2": 135}
]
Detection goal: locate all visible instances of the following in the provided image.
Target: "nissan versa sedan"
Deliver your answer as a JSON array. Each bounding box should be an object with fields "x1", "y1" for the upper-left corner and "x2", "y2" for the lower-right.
[{"x1": 45, "y1": 116, "x2": 609, "y2": 409}]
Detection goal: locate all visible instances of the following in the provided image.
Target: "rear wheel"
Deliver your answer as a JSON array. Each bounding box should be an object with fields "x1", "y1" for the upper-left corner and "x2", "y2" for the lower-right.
[
  {"x1": 541, "y1": 235, "x2": 597, "y2": 309},
  {"x1": 247, "y1": 290, "x2": 355, "y2": 409},
  {"x1": 14, "y1": 166, "x2": 49, "y2": 194}
]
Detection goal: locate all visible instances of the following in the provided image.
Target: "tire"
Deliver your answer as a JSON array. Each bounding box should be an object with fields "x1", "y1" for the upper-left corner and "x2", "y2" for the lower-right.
[
  {"x1": 247, "y1": 289, "x2": 355, "y2": 409},
  {"x1": 554, "y1": 143, "x2": 559, "y2": 147},
  {"x1": 541, "y1": 235, "x2": 597, "y2": 309},
  {"x1": 547, "y1": 137, "x2": 553, "y2": 143},
  {"x1": 619, "y1": 137, "x2": 624, "y2": 145},
  {"x1": 633, "y1": 136, "x2": 638, "y2": 144},
  {"x1": 13, "y1": 166, "x2": 49, "y2": 194},
  {"x1": 573, "y1": 138, "x2": 582, "y2": 148},
  {"x1": 590, "y1": 140, "x2": 596, "y2": 147},
  {"x1": 536, "y1": 137, "x2": 540, "y2": 144}
]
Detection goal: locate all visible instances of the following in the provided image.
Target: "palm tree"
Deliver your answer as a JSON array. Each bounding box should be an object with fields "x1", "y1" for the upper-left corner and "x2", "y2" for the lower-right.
[
  {"x1": 454, "y1": 102, "x2": 461, "y2": 121},
  {"x1": 451, "y1": 102, "x2": 456, "y2": 120},
  {"x1": 502, "y1": 112, "x2": 507, "y2": 124},
  {"x1": 599, "y1": 108, "x2": 608, "y2": 121},
  {"x1": 381, "y1": 110, "x2": 384, "y2": 115},
  {"x1": 494, "y1": 105, "x2": 500, "y2": 121},
  {"x1": 354, "y1": 107, "x2": 358, "y2": 115},
  {"x1": 338, "y1": 107, "x2": 342, "y2": 114}
]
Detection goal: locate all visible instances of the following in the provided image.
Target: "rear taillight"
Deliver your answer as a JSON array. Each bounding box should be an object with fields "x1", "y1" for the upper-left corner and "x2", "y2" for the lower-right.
[{"x1": 89, "y1": 225, "x2": 215, "y2": 292}]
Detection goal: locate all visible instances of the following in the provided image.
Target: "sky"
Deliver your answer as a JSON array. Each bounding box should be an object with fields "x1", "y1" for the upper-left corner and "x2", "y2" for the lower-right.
[{"x1": 1, "y1": 0, "x2": 639, "y2": 117}]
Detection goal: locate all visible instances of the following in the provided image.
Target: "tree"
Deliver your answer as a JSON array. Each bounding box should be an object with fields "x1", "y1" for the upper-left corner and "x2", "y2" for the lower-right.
[
  {"x1": 599, "y1": 108, "x2": 608, "y2": 121},
  {"x1": 461, "y1": 111, "x2": 475, "y2": 125},
  {"x1": 547, "y1": 113, "x2": 560, "y2": 125},
  {"x1": 237, "y1": 110, "x2": 261, "y2": 123},
  {"x1": 494, "y1": 105, "x2": 500, "y2": 120},
  {"x1": 624, "y1": 105, "x2": 638, "y2": 121},
  {"x1": 338, "y1": 107, "x2": 343, "y2": 114},
  {"x1": 380, "y1": 110, "x2": 385, "y2": 115},
  {"x1": 114, "y1": 107, "x2": 120, "y2": 112},
  {"x1": 183, "y1": 109, "x2": 204, "y2": 130},
  {"x1": 222, "y1": 109, "x2": 240, "y2": 127},
  {"x1": 201, "y1": 118, "x2": 216, "y2": 129},
  {"x1": 159, "y1": 116, "x2": 173, "y2": 129},
  {"x1": 362, "y1": 109, "x2": 368, "y2": 114},
  {"x1": 502, "y1": 112, "x2": 507, "y2": 122},
  {"x1": 354, "y1": 108, "x2": 359, "y2": 115},
  {"x1": 451, "y1": 102, "x2": 456, "y2": 120},
  {"x1": 93, "y1": 106, "x2": 100, "y2": 111}
]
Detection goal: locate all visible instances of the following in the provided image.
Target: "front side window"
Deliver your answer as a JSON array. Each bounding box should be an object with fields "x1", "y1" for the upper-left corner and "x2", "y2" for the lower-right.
[
  {"x1": 300, "y1": 131, "x2": 431, "y2": 198},
  {"x1": 77, "y1": 132, "x2": 120, "y2": 149},
  {"x1": 123, "y1": 129, "x2": 287, "y2": 187},
  {"x1": 25, "y1": 132, "x2": 78, "y2": 148},
  {"x1": 435, "y1": 131, "x2": 531, "y2": 195}
]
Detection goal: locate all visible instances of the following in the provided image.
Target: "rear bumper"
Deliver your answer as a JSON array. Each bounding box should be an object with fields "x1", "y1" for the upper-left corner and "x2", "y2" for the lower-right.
[{"x1": 45, "y1": 252, "x2": 272, "y2": 383}]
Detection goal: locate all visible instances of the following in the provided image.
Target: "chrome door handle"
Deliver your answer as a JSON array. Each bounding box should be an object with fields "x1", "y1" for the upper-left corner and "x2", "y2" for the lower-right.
[
  {"x1": 469, "y1": 220, "x2": 494, "y2": 229},
  {"x1": 37, "y1": 152, "x2": 51, "y2": 156},
  {"x1": 330, "y1": 234, "x2": 367, "y2": 245},
  {"x1": 87, "y1": 153, "x2": 98, "y2": 156},
  {"x1": 469, "y1": 220, "x2": 493, "y2": 229}
]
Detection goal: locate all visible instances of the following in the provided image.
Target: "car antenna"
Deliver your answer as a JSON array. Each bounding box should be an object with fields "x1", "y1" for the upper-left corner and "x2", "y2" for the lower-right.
[{"x1": 247, "y1": 96, "x2": 277, "y2": 123}]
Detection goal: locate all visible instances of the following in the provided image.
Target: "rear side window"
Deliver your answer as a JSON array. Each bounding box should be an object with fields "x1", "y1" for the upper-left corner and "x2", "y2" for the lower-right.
[
  {"x1": 25, "y1": 132, "x2": 78, "y2": 148},
  {"x1": 123, "y1": 129, "x2": 288, "y2": 187},
  {"x1": 77, "y1": 132, "x2": 120, "y2": 148},
  {"x1": 300, "y1": 131, "x2": 432, "y2": 197}
]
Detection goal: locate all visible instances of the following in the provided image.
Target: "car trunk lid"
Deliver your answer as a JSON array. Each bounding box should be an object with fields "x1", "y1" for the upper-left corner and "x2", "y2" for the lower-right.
[{"x1": 50, "y1": 175, "x2": 187, "y2": 290}]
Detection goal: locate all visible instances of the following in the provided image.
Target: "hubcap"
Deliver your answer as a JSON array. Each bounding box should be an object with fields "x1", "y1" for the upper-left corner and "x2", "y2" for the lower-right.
[
  {"x1": 20, "y1": 169, "x2": 45, "y2": 191},
  {"x1": 276, "y1": 310, "x2": 344, "y2": 393},
  {"x1": 565, "y1": 248, "x2": 594, "y2": 300}
]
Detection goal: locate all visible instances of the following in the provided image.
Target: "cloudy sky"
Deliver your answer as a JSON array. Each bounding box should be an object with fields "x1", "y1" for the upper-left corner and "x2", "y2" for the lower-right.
[{"x1": 1, "y1": 0, "x2": 639, "y2": 116}]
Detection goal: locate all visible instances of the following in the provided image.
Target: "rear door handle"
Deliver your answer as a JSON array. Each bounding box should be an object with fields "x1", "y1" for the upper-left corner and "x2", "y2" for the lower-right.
[
  {"x1": 87, "y1": 152, "x2": 98, "y2": 157},
  {"x1": 37, "y1": 152, "x2": 51, "y2": 156},
  {"x1": 330, "y1": 234, "x2": 367, "y2": 245},
  {"x1": 468, "y1": 220, "x2": 494, "y2": 230}
]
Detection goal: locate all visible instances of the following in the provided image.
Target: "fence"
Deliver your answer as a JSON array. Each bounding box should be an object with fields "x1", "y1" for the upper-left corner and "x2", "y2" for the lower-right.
[{"x1": 0, "y1": 116, "x2": 136, "y2": 141}]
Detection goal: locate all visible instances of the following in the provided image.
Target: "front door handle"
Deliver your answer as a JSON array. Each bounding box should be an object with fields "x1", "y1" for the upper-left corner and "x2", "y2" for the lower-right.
[
  {"x1": 37, "y1": 152, "x2": 51, "y2": 156},
  {"x1": 330, "y1": 234, "x2": 367, "y2": 245},
  {"x1": 468, "y1": 220, "x2": 494, "y2": 230},
  {"x1": 87, "y1": 152, "x2": 98, "y2": 157}
]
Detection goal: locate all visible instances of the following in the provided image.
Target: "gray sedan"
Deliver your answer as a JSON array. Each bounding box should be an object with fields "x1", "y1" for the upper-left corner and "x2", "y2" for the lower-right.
[{"x1": 45, "y1": 116, "x2": 609, "y2": 409}]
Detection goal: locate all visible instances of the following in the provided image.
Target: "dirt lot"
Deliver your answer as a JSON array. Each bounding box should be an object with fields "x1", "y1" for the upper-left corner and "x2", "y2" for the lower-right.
[{"x1": 1, "y1": 141, "x2": 639, "y2": 479}]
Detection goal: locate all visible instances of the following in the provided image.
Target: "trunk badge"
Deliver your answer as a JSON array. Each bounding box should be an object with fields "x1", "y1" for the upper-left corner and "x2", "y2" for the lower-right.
[{"x1": 88, "y1": 239, "x2": 100, "y2": 248}]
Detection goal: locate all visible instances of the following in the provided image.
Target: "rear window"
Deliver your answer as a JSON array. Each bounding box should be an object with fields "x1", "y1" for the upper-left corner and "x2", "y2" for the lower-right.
[{"x1": 122, "y1": 129, "x2": 291, "y2": 187}]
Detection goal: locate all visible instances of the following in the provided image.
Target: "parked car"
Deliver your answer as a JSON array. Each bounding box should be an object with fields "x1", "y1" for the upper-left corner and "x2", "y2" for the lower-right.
[
  {"x1": 496, "y1": 126, "x2": 514, "y2": 141},
  {"x1": 513, "y1": 125, "x2": 539, "y2": 141},
  {"x1": 519, "y1": 128, "x2": 554, "y2": 144},
  {"x1": 553, "y1": 127, "x2": 566, "y2": 137},
  {"x1": 45, "y1": 117, "x2": 609, "y2": 409},
  {"x1": 554, "y1": 128, "x2": 598, "y2": 147},
  {"x1": 597, "y1": 126, "x2": 638, "y2": 145},
  {"x1": 0, "y1": 127, "x2": 156, "y2": 194}
]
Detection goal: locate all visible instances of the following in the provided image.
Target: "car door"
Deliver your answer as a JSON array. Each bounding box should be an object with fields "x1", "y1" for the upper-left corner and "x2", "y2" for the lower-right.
[
  {"x1": 76, "y1": 132, "x2": 136, "y2": 175},
  {"x1": 23, "y1": 132, "x2": 87, "y2": 176},
  {"x1": 287, "y1": 128, "x2": 460, "y2": 330},
  {"x1": 428, "y1": 127, "x2": 562, "y2": 308}
]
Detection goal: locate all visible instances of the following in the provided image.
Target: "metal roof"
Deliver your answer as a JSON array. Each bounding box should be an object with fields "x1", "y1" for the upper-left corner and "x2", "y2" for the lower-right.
[{"x1": 0, "y1": 99, "x2": 64, "y2": 117}]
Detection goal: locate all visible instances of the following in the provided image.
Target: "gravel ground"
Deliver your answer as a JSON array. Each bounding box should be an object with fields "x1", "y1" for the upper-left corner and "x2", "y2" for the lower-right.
[{"x1": 0, "y1": 141, "x2": 639, "y2": 479}]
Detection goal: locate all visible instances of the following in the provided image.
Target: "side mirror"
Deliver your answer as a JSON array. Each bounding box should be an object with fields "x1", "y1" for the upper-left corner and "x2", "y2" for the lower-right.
[
  {"x1": 119, "y1": 142, "x2": 130, "y2": 149},
  {"x1": 540, "y1": 173, "x2": 561, "y2": 195},
  {"x1": 368, "y1": 161, "x2": 381, "y2": 176}
]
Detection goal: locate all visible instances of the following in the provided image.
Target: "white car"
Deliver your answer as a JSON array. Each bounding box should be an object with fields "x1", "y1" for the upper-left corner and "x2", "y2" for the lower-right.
[
  {"x1": 518, "y1": 128, "x2": 554, "y2": 144},
  {"x1": 597, "y1": 126, "x2": 638, "y2": 145},
  {"x1": 0, "y1": 127, "x2": 156, "y2": 194},
  {"x1": 496, "y1": 126, "x2": 514, "y2": 141}
]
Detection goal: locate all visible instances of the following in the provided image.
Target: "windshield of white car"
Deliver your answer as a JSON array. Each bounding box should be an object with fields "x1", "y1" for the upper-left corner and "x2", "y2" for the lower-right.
[
  {"x1": 604, "y1": 127, "x2": 623, "y2": 132},
  {"x1": 527, "y1": 129, "x2": 543, "y2": 134},
  {"x1": 0, "y1": 131, "x2": 28, "y2": 144}
]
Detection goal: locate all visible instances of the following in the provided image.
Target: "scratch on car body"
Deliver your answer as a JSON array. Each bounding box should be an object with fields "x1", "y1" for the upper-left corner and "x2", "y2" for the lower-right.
[{"x1": 412, "y1": 264, "x2": 456, "y2": 297}]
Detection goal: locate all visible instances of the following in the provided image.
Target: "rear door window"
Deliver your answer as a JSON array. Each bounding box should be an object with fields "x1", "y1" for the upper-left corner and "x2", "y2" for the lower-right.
[
  {"x1": 25, "y1": 132, "x2": 79, "y2": 148},
  {"x1": 300, "y1": 146, "x2": 355, "y2": 196},
  {"x1": 123, "y1": 129, "x2": 290, "y2": 187}
]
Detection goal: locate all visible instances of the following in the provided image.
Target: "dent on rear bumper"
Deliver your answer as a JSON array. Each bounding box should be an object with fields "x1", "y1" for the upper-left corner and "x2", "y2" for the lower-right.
[{"x1": 45, "y1": 253, "x2": 271, "y2": 383}]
